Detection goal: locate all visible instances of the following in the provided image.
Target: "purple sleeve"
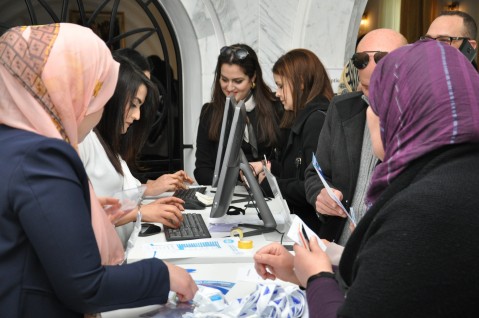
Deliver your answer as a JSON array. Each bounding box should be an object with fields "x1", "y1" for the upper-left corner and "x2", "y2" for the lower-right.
[{"x1": 306, "y1": 277, "x2": 344, "y2": 318}]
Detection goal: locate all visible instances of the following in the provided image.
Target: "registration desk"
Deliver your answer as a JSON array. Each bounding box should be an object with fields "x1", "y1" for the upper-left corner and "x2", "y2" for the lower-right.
[
  {"x1": 127, "y1": 185, "x2": 291, "y2": 264},
  {"x1": 103, "y1": 186, "x2": 296, "y2": 317}
]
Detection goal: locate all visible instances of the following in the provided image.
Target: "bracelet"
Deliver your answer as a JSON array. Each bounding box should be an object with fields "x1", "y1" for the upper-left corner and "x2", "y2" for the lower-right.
[{"x1": 306, "y1": 271, "x2": 335, "y2": 288}]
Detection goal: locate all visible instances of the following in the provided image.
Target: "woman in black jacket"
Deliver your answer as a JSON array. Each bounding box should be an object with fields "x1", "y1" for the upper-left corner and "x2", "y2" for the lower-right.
[
  {"x1": 194, "y1": 44, "x2": 282, "y2": 185},
  {"x1": 253, "y1": 48, "x2": 334, "y2": 234}
]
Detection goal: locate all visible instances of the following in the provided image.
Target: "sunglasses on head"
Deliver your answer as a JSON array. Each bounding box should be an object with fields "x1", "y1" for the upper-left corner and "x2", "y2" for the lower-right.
[
  {"x1": 220, "y1": 46, "x2": 249, "y2": 60},
  {"x1": 351, "y1": 51, "x2": 388, "y2": 69}
]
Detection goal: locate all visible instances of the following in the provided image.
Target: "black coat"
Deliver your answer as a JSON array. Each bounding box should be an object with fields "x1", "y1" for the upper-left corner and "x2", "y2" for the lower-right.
[
  {"x1": 304, "y1": 91, "x2": 368, "y2": 240},
  {"x1": 266, "y1": 95, "x2": 330, "y2": 234},
  {"x1": 194, "y1": 99, "x2": 282, "y2": 185},
  {"x1": 306, "y1": 144, "x2": 479, "y2": 317}
]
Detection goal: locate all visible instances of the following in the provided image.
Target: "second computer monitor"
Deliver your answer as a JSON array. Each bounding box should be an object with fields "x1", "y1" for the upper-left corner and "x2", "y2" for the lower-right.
[
  {"x1": 210, "y1": 100, "x2": 276, "y2": 236},
  {"x1": 211, "y1": 95, "x2": 236, "y2": 188}
]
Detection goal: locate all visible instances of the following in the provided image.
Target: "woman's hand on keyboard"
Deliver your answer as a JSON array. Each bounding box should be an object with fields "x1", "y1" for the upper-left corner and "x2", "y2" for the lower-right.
[
  {"x1": 153, "y1": 197, "x2": 185, "y2": 211},
  {"x1": 144, "y1": 170, "x2": 194, "y2": 196},
  {"x1": 165, "y1": 262, "x2": 198, "y2": 302},
  {"x1": 174, "y1": 170, "x2": 195, "y2": 185},
  {"x1": 141, "y1": 202, "x2": 184, "y2": 228}
]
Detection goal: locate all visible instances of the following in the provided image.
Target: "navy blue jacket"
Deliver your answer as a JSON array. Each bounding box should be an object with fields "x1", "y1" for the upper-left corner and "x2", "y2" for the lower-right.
[{"x1": 0, "y1": 125, "x2": 169, "y2": 317}]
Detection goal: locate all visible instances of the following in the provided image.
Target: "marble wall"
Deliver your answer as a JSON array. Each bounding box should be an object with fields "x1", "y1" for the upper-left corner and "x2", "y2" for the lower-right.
[
  {"x1": 0, "y1": 0, "x2": 368, "y2": 175},
  {"x1": 159, "y1": 0, "x2": 368, "y2": 174}
]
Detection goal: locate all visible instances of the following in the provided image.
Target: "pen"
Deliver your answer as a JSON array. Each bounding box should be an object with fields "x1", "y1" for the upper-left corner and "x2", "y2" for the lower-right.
[
  {"x1": 301, "y1": 224, "x2": 310, "y2": 245},
  {"x1": 298, "y1": 224, "x2": 310, "y2": 251},
  {"x1": 262, "y1": 154, "x2": 268, "y2": 168}
]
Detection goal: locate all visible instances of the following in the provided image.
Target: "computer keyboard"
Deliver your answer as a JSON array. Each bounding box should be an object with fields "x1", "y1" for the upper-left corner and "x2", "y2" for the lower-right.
[
  {"x1": 164, "y1": 213, "x2": 212, "y2": 241},
  {"x1": 173, "y1": 187, "x2": 208, "y2": 210}
]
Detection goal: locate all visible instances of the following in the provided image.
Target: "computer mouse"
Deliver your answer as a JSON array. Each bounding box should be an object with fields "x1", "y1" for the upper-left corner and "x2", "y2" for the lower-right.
[
  {"x1": 139, "y1": 223, "x2": 162, "y2": 237},
  {"x1": 183, "y1": 199, "x2": 206, "y2": 210}
]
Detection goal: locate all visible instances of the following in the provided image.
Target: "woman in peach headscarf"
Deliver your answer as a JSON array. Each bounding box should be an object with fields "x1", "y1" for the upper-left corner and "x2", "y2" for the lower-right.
[
  {"x1": 0, "y1": 23, "x2": 196, "y2": 317},
  {"x1": 0, "y1": 22, "x2": 124, "y2": 266}
]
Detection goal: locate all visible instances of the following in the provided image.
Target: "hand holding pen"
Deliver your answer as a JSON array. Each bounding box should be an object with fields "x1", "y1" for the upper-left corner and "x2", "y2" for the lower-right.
[
  {"x1": 312, "y1": 153, "x2": 357, "y2": 226},
  {"x1": 298, "y1": 224, "x2": 311, "y2": 251}
]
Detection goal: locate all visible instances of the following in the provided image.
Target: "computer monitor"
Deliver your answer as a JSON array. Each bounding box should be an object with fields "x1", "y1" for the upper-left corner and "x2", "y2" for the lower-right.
[
  {"x1": 210, "y1": 100, "x2": 277, "y2": 237},
  {"x1": 211, "y1": 95, "x2": 236, "y2": 187}
]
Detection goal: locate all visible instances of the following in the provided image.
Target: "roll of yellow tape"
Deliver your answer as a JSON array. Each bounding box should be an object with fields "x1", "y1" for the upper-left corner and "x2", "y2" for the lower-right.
[
  {"x1": 230, "y1": 228, "x2": 244, "y2": 239},
  {"x1": 230, "y1": 228, "x2": 253, "y2": 249},
  {"x1": 238, "y1": 240, "x2": 253, "y2": 249}
]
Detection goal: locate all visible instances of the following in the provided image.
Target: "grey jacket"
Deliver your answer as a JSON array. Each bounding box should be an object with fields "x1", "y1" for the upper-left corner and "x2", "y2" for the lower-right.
[{"x1": 303, "y1": 91, "x2": 368, "y2": 242}]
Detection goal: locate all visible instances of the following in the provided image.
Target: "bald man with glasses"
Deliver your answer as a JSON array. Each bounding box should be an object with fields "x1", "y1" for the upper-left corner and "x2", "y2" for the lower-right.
[{"x1": 304, "y1": 29, "x2": 407, "y2": 245}]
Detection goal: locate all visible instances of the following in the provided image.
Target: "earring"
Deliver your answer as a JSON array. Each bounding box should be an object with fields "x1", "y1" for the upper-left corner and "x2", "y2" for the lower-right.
[{"x1": 251, "y1": 82, "x2": 256, "y2": 89}]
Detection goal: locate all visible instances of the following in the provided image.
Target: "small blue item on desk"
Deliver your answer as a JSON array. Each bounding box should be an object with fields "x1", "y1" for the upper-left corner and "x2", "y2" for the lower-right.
[
  {"x1": 195, "y1": 280, "x2": 236, "y2": 295},
  {"x1": 191, "y1": 285, "x2": 228, "y2": 313}
]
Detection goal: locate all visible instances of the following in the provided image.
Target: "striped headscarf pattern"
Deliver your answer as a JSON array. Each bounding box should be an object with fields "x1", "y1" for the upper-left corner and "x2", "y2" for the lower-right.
[{"x1": 366, "y1": 39, "x2": 479, "y2": 205}]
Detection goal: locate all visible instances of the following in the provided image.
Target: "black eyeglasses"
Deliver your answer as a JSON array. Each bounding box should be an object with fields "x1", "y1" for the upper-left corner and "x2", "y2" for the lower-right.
[
  {"x1": 351, "y1": 51, "x2": 388, "y2": 69},
  {"x1": 419, "y1": 35, "x2": 469, "y2": 45},
  {"x1": 220, "y1": 46, "x2": 249, "y2": 60}
]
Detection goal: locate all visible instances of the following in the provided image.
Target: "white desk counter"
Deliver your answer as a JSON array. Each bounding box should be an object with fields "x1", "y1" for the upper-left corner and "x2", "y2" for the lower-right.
[
  {"x1": 103, "y1": 261, "x2": 303, "y2": 318},
  {"x1": 104, "y1": 186, "x2": 302, "y2": 317},
  {"x1": 102, "y1": 262, "x2": 261, "y2": 318},
  {"x1": 127, "y1": 186, "x2": 292, "y2": 265}
]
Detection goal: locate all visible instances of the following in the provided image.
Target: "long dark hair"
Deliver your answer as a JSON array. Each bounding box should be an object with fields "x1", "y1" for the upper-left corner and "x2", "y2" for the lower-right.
[
  {"x1": 95, "y1": 54, "x2": 158, "y2": 174},
  {"x1": 203, "y1": 43, "x2": 279, "y2": 146},
  {"x1": 273, "y1": 48, "x2": 333, "y2": 128}
]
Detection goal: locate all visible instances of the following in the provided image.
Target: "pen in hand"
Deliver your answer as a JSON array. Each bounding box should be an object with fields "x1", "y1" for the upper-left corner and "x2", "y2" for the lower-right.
[{"x1": 298, "y1": 224, "x2": 310, "y2": 251}]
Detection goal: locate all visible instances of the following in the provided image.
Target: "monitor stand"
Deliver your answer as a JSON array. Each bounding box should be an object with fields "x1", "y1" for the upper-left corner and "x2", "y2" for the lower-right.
[{"x1": 236, "y1": 151, "x2": 277, "y2": 237}]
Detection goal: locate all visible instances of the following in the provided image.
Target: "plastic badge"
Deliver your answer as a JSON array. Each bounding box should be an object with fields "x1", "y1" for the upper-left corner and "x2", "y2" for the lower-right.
[
  {"x1": 191, "y1": 285, "x2": 227, "y2": 313},
  {"x1": 226, "y1": 283, "x2": 306, "y2": 318}
]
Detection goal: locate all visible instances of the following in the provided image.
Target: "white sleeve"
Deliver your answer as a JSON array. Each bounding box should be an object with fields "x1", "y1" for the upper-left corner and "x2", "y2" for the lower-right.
[
  {"x1": 78, "y1": 131, "x2": 124, "y2": 197},
  {"x1": 121, "y1": 159, "x2": 141, "y2": 190}
]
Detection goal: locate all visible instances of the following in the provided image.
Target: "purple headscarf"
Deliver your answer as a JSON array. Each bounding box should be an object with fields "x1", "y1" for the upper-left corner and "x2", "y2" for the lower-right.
[{"x1": 366, "y1": 39, "x2": 479, "y2": 205}]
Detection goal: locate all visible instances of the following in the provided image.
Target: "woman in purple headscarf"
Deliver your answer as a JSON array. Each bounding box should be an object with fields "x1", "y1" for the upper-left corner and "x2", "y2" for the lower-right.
[{"x1": 253, "y1": 39, "x2": 479, "y2": 317}]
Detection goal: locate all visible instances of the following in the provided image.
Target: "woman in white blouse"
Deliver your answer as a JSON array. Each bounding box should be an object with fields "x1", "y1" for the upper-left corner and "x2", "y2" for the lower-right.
[{"x1": 79, "y1": 51, "x2": 192, "y2": 247}]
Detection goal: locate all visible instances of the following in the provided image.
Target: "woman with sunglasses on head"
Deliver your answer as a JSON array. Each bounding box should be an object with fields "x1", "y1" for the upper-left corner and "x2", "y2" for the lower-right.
[
  {"x1": 194, "y1": 43, "x2": 283, "y2": 185},
  {"x1": 250, "y1": 48, "x2": 334, "y2": 234},
  {"x1": 79, "y1": 50, "x2": 189, "y2": 248},
  {"x1": 0, "y1": 23, "x2": 197, "y2": 317},
  {"x1": 256, "y1": 39, "x2": 479, "y2": 318}
]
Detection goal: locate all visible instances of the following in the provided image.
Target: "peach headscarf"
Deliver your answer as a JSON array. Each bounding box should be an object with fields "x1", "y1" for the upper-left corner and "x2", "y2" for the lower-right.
[{"x1": 0, "y1": 23, "x2": 124, "y2": 265}]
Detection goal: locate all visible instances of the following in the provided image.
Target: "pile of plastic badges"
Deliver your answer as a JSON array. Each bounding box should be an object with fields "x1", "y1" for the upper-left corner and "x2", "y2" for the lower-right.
[{"x1": 184, "y1": 283, "x2": 306, "y2": 317}]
